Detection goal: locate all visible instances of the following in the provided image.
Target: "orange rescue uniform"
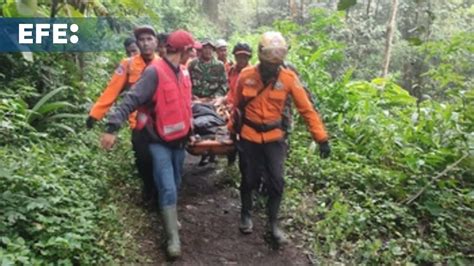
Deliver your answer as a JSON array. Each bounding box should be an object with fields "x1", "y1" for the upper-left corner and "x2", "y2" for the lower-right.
[
  {"x1": 89, "y1": 54, "x2": 158, "y2": 128},
  {"x1": 226, "y1": 64, "x2": 250, "y2": 106},
  {"x1": 224, "y1": 60, "x2": 233, "y2": 74},
  {"x1": 232, "y1": 65, "x2": 328, "y2": 143}
]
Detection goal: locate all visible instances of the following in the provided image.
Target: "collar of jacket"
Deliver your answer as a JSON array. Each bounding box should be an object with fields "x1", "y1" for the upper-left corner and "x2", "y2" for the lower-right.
[
  {"x1": 135, "y1": 53, "x2": 159, "y2": 65},
  {"x1": 163, "y1": 57, "x2": 181, "y2": 74}
]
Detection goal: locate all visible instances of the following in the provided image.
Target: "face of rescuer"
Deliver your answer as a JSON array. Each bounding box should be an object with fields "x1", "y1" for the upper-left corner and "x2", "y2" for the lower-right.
[
  {"x1": 126, "y1": 42, "x2": 139, "y2": 56},
  {"x1": 137, "y1": 33, "x2": 157, "y2": 57}
]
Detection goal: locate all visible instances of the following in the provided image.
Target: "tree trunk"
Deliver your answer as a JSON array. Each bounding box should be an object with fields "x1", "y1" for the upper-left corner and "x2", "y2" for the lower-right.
[
  {"x1": 51, "y1": 0, "x2": 59, "y2": 17},
  {"x1": 414, "y1": 0, "x2": 420, "y2": 25},
  {"x1": 299, "y1": 0, "x2": 305, "y2": 24},
  {"x1": 366, "y1": 0, "x2": 372, "y2": 16},
  {"x1": 256, "y1": 0, "x2": 261, "y2": 27},
  {"x1": 426, "y1": 0, "x2": 434, "y2": 40},
  {"x1": 382, "y1": 0, "x2": 399, "y2": 78},
  {"x1": 328, "y1": 0, "x2": 338, "y2": 10},
  {"x1": 374, "y1": 0, "x2": 380, "y2": 20},
  {"x1": 202, "y1": 0, "x2": 219, "y2": 22},
  {"x1": 288, "y1": 0, "x2": 297, "y2": 19}
]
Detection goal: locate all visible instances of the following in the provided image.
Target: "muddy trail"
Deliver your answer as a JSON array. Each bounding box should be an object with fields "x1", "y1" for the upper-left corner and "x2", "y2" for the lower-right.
[{"x1": 116, "y1": 155, "x2": 311, "y2": 265}]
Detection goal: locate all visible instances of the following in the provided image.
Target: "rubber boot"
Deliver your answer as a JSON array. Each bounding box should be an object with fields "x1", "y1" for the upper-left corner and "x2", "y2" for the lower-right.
[
  {"x1": 161, "y1": 206, "x2": 181, "y2": 258},
  {"x1": 267, "y1": 196, "x2": 289, "y2": 245},
  {"x1": 227, "y1": 151, "x2": 237, "y2": 166},
  {"x1": 209, "y1": 154, "x2": 217, "y2": 163},
  {"x1": 198, "y1": 155, "x2": 209, "y2": 166},
  {"x1": 239, "y1": 191, "x2": 253, "y2": 234}
]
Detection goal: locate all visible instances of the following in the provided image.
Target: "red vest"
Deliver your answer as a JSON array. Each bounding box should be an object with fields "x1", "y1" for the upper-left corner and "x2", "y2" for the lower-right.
[{"x1": 137, "y1": 59, "x2": 192, "y2": 142}]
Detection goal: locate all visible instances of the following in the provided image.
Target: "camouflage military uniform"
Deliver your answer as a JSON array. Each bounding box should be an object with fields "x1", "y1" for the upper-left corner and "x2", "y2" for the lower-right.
[{"x1": 188, "y1": 57, "x2": 228, "y2": 97}]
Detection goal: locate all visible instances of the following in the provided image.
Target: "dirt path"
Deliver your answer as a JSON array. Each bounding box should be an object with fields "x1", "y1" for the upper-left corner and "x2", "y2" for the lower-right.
[{"x1": 118, "y1": 155, "x2": 310, "y2": 265}]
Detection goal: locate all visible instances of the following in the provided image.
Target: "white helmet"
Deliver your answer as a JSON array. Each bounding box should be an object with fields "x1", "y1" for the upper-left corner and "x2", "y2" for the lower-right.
[
  {"x1": 215, "y1": 39, "x2": 228, "y2": 49},
  {"x1": 258, "y1": 32, "x2": 288, "y2": 64}
]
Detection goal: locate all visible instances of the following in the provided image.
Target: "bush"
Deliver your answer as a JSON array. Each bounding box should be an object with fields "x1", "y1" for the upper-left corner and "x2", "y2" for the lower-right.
[
  {"x1": 277, "y1": 9, "x2": 474, "y2": 264},
  {"x1": 0, "y1": 131, "x2": 134, "y2": 264}
]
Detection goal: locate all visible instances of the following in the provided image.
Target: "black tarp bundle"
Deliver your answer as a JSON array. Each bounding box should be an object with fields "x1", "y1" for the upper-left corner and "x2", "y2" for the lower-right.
[{"x1": 192, "y1": 103, "x2": 226, "y2": 136}]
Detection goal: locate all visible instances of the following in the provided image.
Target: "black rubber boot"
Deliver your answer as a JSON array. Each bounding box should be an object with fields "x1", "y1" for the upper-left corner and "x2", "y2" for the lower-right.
[
  {"x1": 239, "y1": 191, "x2": 253, "y2": 234},
  {"x1": 267, "y1": 196, "x2": 289, "y2": 246},
  {"x1": 209, "y1": 154, "x2": 217, "y2": 163},
  {"x1": 227, "y1": 151, "x2": 237, "y2": 166},
  {"x1": 198, "y1": 155, "x2": 209, "y2": 166}
]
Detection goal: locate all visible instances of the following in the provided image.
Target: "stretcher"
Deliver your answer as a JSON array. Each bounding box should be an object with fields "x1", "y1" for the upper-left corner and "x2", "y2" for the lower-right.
[
  {"x1": 186, "y1": 138, "x2": 235, "y2": 156},
  {"x1": 187, "y1": 100, "x2": 235, "y2": 155}
]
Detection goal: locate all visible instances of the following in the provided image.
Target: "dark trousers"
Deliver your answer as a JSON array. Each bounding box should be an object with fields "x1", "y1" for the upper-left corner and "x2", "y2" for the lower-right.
[
  {"x1": 240, "y1": 139, "x2": 287, "y2": 198},
  {"x1": 131, "y1": 129, "x2": 155, "y2": 198}
]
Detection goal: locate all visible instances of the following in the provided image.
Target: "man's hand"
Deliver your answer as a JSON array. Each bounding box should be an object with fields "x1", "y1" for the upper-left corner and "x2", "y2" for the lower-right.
[
  {"x1": 319, "y1": 141, "x2": 331, "y2": 159},
  {"x1": 101, "y1": 133, "x2": 117, "y2": 150},
  {"x1": 86, "y1": 116, "x2": 97, "y2": 129}
]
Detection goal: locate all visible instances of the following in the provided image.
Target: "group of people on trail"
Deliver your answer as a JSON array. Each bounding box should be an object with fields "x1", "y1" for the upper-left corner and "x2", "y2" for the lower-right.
[{"x1": 86, "y1": 25, "x2": 331, "y2": 259}]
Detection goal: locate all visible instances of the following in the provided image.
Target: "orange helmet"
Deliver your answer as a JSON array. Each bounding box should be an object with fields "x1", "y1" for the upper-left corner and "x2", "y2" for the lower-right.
[{"x1": 258, "y1": 31, "x2": 288, "y2": 64}]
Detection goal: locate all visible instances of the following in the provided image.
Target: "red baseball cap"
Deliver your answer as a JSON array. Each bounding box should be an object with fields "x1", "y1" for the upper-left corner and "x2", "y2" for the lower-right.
[
  {"x1": 166, "y1": 30, "x2": 199, "y2": 51},
  {"x1": 194, "y1": 41, "x2": 203, "y2": 50}
]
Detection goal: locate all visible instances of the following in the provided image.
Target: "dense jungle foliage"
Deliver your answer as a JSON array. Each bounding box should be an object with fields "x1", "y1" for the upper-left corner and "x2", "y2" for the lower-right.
[{"x1": 1, "y1": 0, "x2": 473, "y2": 264}]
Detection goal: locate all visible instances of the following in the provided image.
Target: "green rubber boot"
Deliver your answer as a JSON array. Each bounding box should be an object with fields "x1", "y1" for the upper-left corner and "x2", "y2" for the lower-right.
[
  {"x1": 161, "y1": 206, "x2": 181, "y2": 258},
  {"x1": 239, "y1": 191, "x2": 253, "y2": 234}
]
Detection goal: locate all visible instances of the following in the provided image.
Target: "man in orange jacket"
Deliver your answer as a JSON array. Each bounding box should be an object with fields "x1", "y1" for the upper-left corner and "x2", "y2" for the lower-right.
[
  {"x1": 86, "y1": 25, "x2": 159, "y2": 203},
  {"x1": 226, "y1": 42, "x2": 252, "y2": 165},
  {"x1": 123, "y1": 37, "x2": 139, "y2": 57},
  {"x1": 231, "y1": 32, "x2": 331, "y2": 246},
  {"x1": 215, "y1": 39, "x2": 233, "y2": 73},
  {"x1": 226, "y1": 42, "x2": 252, "y2": 107}
]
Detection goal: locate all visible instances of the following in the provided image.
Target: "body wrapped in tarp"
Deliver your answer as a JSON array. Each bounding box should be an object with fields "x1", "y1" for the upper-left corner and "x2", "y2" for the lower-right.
[
  {"x1": 187, "y1": 103, "x2": 234, "y2": 155},
  {"x1": 192, "y1": 103, "x2": 226, "y2": 136}
]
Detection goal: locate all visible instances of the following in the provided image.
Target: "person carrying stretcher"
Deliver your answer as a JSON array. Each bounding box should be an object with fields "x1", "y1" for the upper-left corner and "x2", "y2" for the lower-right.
[{"x1": 229, "y1": 31, "x2": 331, "y2": 247}]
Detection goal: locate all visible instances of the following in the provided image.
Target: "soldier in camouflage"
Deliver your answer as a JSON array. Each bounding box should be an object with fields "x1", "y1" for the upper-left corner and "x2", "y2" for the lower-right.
[{"x1": 188, "y1": 38, "x2": 228, "y2": 99}]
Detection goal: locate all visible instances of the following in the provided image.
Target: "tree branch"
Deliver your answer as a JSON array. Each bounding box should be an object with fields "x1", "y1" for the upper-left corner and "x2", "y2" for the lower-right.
[{"x1": 403, "y1": 153, "x2": 469, "y2": 205}]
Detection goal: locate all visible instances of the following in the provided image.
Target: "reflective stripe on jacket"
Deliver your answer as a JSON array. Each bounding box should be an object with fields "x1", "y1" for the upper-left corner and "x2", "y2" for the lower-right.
[{"x1": 89, "y1": 54, "x2": 158, "y2": 128}]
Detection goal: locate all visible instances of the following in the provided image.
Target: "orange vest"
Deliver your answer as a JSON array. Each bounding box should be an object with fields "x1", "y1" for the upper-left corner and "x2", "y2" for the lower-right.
[
  {"x1": 233, "y1": 66, "x2": 328, "y2": 144},
  {"x1": 226, "y1": 64, "x2": 250, "y2": 106},
  {"x1": 224, "y1": 61, "x2": 233, "y2": 74},
  {"x1": 89, "y1": 54, "x2": 158, "y2": 129}
]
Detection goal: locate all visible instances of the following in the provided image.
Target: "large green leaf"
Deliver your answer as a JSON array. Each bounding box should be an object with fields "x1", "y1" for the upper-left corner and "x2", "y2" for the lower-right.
[
  {"x1": 25, "y1": 86, "x2": 70, "y2": 124},
  {"x1": 49, "y1": 122, "x2": 76, "y2": 134},
  {"x1": 36, "y1": 101, "x2": 74, "y2": 116},
  {"x1": 30, "y1": 86, "x2": 69, "y2": 114}
]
